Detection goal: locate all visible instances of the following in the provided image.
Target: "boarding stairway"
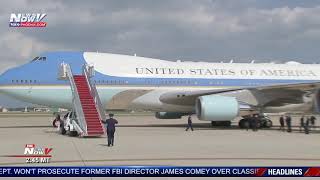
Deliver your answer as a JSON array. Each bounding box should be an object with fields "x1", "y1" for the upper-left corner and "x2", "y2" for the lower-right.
[{"x1": 58, "y1": 63, "x2": 106, "y2": 137}]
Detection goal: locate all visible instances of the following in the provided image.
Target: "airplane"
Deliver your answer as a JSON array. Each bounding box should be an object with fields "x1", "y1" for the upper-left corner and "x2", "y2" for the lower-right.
[{"x1": 0, "y1": 51, "x2": 319, "y2": 128}]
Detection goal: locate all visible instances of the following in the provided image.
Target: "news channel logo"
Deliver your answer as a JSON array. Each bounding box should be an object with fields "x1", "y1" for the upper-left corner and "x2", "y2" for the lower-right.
[
  {"x1": 9, "y1": 13, "x2": 47, "y2": 27},
  {"x1": 3, "y1": 144, "x2": 53, "y2": 163}
]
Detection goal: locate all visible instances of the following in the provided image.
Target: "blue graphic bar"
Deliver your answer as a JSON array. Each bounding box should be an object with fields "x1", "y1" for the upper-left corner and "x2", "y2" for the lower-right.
[{"x1": 0, "y1": 166, "x2": 319, "y2": 177}]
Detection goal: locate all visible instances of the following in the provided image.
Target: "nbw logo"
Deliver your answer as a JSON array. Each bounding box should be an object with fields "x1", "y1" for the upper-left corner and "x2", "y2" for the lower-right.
[
  {"x1": 10, "y1": 13, "x2": 46, "y2": 22},
  {"x1": 9, "y1": 13, "x2": 47, "y2": 27}
]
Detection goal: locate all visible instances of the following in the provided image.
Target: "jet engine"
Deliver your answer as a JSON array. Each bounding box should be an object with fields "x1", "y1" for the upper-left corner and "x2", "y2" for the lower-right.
[{"x1": 196, "y1": 95, "x2": 239, "y2": 121}]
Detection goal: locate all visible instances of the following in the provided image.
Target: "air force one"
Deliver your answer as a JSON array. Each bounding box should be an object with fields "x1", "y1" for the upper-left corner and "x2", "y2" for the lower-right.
[{"x1": 0, "y1": 52, "x2": 320, "y2": 127}]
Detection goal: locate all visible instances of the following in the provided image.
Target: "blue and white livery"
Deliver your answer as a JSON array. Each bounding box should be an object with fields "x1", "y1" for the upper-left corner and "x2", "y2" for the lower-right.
[{"x1": 0, "y1": 52, "x2": 320, "y2": 123}]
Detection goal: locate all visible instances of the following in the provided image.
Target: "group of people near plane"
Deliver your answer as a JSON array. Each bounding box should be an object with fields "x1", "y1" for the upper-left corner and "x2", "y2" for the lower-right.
[
  {"x1": 53, "y1": 112, "x2": 317, "y2": 147},
  {"x1": 279, "y1": 115, "x2": 316, "y2": 134}
]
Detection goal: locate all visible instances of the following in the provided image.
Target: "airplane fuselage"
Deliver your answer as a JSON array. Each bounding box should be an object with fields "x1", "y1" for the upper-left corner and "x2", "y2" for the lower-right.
[{"x1": 0, "y1": 52, "x2": 319, "y2": 113}]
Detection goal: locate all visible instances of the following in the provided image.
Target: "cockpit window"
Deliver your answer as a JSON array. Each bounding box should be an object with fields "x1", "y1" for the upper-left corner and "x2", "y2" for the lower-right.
[
  {"x1": 32, "y1": 56, "x2": 46, "y2": 62},
  {"x1": 32, "y1": 57, "x2": 39, "y2": 61}
]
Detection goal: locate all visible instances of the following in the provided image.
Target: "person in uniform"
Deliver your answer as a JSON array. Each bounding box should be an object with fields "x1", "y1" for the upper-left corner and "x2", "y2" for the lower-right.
[
  {"x1": 252, "y1": 114, "x2": 259, "y2": 131},
  {"x1": 245, "y1": 116, "x2": 251, "y2": 131},
  {"x1": 299, "y1": 115, "x2": 305, "y2": 132},
  {"x1": 310, "y1": 116, "x2": 316, "y2": 130},
  {"x1": 279, "y1": 115, "x2": 285, "y2": 132},
  {"x1": 285, "y1": 115, "x2": 292, "y2": 133},
  {"x1": 101, "y1": 113, "x2": 118, "y2": 146},
  {"x1": 304, "y1": 117, "x2": 310, "y2": 134},
  {"x1": 185, "y1": 115, "x2": 194, "y2": 131}
]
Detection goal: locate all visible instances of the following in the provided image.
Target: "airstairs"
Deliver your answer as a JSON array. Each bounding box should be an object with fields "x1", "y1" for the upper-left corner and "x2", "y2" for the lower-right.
[{"x1": 58, "y1": 63, "x2": 106, "y2": 137}]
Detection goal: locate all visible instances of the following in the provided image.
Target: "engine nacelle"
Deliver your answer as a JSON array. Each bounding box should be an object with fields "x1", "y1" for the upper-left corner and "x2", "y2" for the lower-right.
[
  {"x1": 155, "y1": 112, "x2": 187, "y2": 119},
  {"x1": 196, "y1": 95, "x2": 239, "y2": 121}
]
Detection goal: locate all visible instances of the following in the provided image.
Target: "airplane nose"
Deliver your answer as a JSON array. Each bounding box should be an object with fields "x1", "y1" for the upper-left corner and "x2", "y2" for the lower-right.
[
  {"x1": 0, "y1": 66, "x2": 22, "y2": 96},
  {"x1": 0, "y1": 71, "x2": 7, "y2": 94},
  {"x1": 0, "y1": 71, "x2": 6, "y2": 86},
  {"x1": 0, "y1": 67, "x2": 17, "y2": 90}
]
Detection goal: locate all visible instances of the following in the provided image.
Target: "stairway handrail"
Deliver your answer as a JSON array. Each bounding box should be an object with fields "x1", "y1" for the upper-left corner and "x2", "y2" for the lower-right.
[
  {"x1": 64, "y1": 63, "x2": 88, "y2": 134},
  {"x1": 82, "y1": 65, "x2": 107, "y2": 127}
]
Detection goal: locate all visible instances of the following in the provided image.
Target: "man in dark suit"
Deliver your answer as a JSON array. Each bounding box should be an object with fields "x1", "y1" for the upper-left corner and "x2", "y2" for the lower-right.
[
  {"x1": 101, "y1": 113, "x2": 118, "y2": 146},
  {"x1": 185, "y1": 115, "x2": 194, "y2": 131},
  {"x1": 285, "y1": 115, "x2": 292, "y2": 133},
  {"x1": 280, "y1": 115, "x2": 285, "y2": 131}
]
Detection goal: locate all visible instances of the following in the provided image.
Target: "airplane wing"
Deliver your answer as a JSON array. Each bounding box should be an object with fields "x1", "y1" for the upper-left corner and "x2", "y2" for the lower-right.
[{"x1": 159, "y1": 81, "x2": 320, "y2": 107}]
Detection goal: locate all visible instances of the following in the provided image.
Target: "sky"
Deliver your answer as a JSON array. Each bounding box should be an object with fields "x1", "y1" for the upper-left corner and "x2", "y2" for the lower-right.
[{"x1": 1, "y1": 0, "x2": 320, "y2": 107}]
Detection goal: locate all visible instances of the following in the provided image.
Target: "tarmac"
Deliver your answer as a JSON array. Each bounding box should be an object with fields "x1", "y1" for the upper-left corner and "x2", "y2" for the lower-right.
[{"x1": 0, "y1": 113, "x2": 319, "y2": 179}]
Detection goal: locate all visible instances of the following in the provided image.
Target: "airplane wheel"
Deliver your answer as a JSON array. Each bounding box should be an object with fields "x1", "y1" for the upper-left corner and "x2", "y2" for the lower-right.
[
  {"x1": 238, "y1": 119, "x2": 244, "y2": 128},
  {"x1": 69, "y1": 131, "x2": 78, "y2": 137},
  {"x1": 59, "y1": 126, "x2": 66, "y2": 135},
  {"x1": 264, "y1": 120, "x2": 273, "y2": 128},
  {"x1": 239, "y1": 119, "x2": 250, "y2": 129},
  {"x1": 66, "y1": 125, "x2": 78, "y2": 137}
]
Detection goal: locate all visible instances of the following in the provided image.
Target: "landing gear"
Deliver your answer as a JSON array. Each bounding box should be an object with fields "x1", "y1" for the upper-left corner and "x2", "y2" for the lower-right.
[
  {"x1": 211, "y1": 121, "x2": 231, "y2": 127},
  {"x1": 239, "y1": 119, "x2": 250, "y2": 129},
  {"x1": 239, "y1": 115, "x2": 273, "y2": 129},
  {"x1": 66, "y1": 125, "x2": 78, "y2": 137},
  {"x1": 258, "y1": 115, "x2": 272, "y2": 128},
  {"x1": 262, "y1": 119, "x2": 273, "y2": 128}
]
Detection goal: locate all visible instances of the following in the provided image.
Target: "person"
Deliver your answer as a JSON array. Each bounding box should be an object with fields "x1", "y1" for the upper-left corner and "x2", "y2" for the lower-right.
[
  {"x1": 185, "y1": 115, "x2": 194, "y2": 131},
  {"x1": 52, "y1": 113, "x2": 62, "y2": 128},
  {"x1": 304, "y1": 117, "x2": 310, "y2": 134},
  {"x1": 101, "y1": 113, "x2": 118, "y2": 146},
  {"x1": 279, "y1": 115, "x2": 285, "y2": 132},
  {"x1": 310, "y1": 116, "x2": 316, "y2": 130},
  {"x1": 245, "y1": 116, "x2": 251, "y2": 131},
  {"x1": 285, "y1": 115, "x2": 292, "y2": 133},
  {"x1": 300, "y1": 115, "x2": 305, "y2": 132},
  {"x1": 252, "y1": 114, "x2": 259, "y2": 131},
  {"x1": 56, "y1": 114, "x2": 63, "y2": 128}
]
